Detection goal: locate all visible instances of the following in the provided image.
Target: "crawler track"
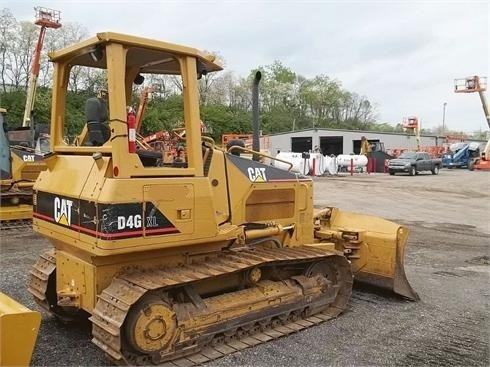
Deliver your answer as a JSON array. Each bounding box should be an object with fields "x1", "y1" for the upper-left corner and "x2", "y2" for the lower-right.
[
  {"x1": 0, "y1": 218, "x2": 33, "y2": 232},
  {"x1": 146, "y1": 308, "x2": 345, "y2": 367},
  {"x1": 90, "y1": 246, "x2": 353, "y2": 365},
  {"x1": 28, "y1": 249, "x2": 56, "y2": 313},
  {"x1": 28, "y1": 246, "x2": 353, "y2": 366}
]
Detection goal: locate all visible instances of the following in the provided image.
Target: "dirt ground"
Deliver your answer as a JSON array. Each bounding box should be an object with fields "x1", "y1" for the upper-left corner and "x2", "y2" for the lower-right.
[{"x1": 1, "y1": 169, "x2": 489, "y2": 366}]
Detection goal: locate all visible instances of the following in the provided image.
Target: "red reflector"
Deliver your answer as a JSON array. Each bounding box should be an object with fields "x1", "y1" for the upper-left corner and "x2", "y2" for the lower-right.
[{"x1": 113, "y1": 166, "x2": 119, "y2": 176}]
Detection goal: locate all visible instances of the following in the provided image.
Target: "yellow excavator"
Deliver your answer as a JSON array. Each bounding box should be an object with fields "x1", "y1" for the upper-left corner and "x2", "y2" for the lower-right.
[{"x1": 27, "y1": 32, "x2": 418, "y2": 366}]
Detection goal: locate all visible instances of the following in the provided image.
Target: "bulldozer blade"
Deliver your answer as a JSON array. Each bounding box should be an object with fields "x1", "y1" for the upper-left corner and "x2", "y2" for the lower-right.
[
  {"x1": 353, "y1": 225, "x2": 420, "y2": 301},
  {"x1": 0, "y1": 292, "x2": 41, "y2": 366},
  {"x1": 315, "y1": 208, "x2": 420, "y2": 301}
]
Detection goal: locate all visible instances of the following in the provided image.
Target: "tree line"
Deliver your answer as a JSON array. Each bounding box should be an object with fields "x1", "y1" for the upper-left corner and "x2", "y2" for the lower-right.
[{"x1": 1, "y1": 7, "x2": 480, "y2": 142}]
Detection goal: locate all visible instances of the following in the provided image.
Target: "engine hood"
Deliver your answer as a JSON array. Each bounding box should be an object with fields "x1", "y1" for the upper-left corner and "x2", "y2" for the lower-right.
[{"x1": 389, "y1": 158, "x2": 412, "y2": 165}]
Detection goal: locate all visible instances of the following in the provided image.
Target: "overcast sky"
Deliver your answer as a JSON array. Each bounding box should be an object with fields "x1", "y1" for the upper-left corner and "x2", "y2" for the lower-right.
[{"x1": 8, "y1": 0, "x2": 490, "y2": 133}]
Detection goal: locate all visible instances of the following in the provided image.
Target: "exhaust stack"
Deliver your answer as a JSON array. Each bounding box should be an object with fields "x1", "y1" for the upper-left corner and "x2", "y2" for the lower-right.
[{"x1": 252, "y1": 71, "x2": 262, "y2": 160}]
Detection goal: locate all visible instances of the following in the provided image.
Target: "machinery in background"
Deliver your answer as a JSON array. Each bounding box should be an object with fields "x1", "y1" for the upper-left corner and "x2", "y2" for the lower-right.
[
  {"x1": 22, "y1": 6, "x2": 61, "y2": 127},
  {"x1": 365, "y1": 141, "x2": 395, "y2": 173},
  {"x1": 388, "y1": 117, "x2": 445, "y2": 160},
  {"x1": 0, "y1": 109, "x2": 49, "y2": 226},
  {"x1": 28, "y1": 32, "x2": 417, "y2": 366},
  {"x1": 0, "y1": 109, "x2": 9, "y2": 180},
  {"x1": 8, "y1": 7, "x2": 61, "y2": 150},
  {"x1": 134, "y1": 86, "x2": 154, "y2": 133},
  {"x1": 132, "y1": 86, "x2": 179, "y2": 164},
  {"x1": 454, "y1": 75, "x2": 490, "y2": 170},
  {"x1": 1, "y1": 8, "x2": 60, "y2": 227},
  {"x1": 222, "y1": 133, "x2": 254, "y2": 147},
  {"x1": 402, "y1": 116, "x2": 421, "y2": 151},
  {"x1": 222, "y1": 133, "x2": 270, "y2": 151},
  {"x1": 441, "y1": 141, "x2": 481, "y2": 169}
]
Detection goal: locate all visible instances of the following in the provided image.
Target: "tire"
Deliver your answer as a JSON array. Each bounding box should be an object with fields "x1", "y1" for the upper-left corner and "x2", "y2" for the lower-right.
[
  {"x1": 431, "y1": 165, "x2": 439, "y2": 175},
  {"x1": 469, "y1": 159, "x2": 478, "y2": 171},
  {"x1": 389, "y1": 171, "x2": 395, "y2": 176},
  {"x1": 409, "y1": 166, "x2": 416, "y2": 176}
]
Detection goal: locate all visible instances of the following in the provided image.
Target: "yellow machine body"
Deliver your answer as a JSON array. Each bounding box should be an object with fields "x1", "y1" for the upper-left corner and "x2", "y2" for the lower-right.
[
  {"x1": 0, "y1": 292, "x2": 41, "y2": 366},
  {"x1": 0, "y1": 109, "x2": 48, "y2": 225},
  {"x1": 28, "y1": 32, "x2": 417, "y2": 365}
]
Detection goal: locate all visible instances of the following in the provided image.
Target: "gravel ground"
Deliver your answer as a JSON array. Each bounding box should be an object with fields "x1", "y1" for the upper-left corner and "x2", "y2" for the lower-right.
[{"x1": 1, "y1": 168, "x2": 489, "y2": 366}]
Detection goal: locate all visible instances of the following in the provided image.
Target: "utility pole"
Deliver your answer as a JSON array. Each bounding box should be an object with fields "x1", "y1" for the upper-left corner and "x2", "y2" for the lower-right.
[{"x1": 442, "y1": 102, "x2": 447, "y2": 135}]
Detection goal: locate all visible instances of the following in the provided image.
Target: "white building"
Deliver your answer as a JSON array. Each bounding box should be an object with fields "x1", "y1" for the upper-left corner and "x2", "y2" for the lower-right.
[{"x1": 264, "y1": 128, "x2": 483, "y2": 156}]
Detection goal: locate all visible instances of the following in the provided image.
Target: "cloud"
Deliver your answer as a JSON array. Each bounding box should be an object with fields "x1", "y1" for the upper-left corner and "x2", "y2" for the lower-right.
[{"x1": 6, "y1": 0, "x2": 490, "y2": 132}]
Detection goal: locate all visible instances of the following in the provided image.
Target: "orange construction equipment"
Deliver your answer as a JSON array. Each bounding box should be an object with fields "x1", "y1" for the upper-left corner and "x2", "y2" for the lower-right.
[
  {"x1": 419, "y1": 146, "x2": 445, "y2": 158},
  {"x1": 222, "y1": 133, "x2": 254, "y2": 147},
  {"x1": 222, "y1": 133, "x2": 270, "y2": 150},
  {"x1": 134, "y1": 86, "x2": 153, "y2": 133},
  {"x1": 402, "y1": 116, "x2": 421, "y2": 151},
  {"x1": 454, "y1": 76, "x2": 490, "y2": 170},
  {"x1": 22, "y1": 7, "x2": 61, "y2": 127},
  {"x1": 445, "y1": 133, "x2": 468, "y2": 143}
]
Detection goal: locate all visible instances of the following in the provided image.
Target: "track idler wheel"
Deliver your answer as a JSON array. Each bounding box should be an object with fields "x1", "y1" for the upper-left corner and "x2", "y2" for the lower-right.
[
  {"x1": 305, "y1": 260, "x2": 337, "y2": 285},
  {"x1": 124, "y1": 295, "x2": 177, "y2": 355}
]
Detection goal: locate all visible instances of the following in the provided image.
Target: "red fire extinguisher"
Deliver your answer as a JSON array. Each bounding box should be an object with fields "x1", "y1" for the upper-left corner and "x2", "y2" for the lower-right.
[{"x1": 127, "y1": 109, "x2": 136, "y2": 153}]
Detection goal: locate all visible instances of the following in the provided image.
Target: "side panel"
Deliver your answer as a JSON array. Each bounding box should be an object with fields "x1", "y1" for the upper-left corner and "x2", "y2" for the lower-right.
[
  {"x1": 56, "y1": 251, "x2": 95, "y2": 310},
  {"x1": 225, "y1": 154, "x2": 314, "y2": 244},
  {"x1": 143, "y1": 184, "x2": 194, "y2": 236},
  {"x1": 10, "y1": 148, "x2": 47, "y2": 181},
  {"x1": 34, "y1": 155, "x2": 98, "y2": 242},
  {"x1": 204, "y1": 148, "x2": 230, "y2": 225},
  {"x1": 35, "y1": 172, "x2": 228, "y2": 254}
]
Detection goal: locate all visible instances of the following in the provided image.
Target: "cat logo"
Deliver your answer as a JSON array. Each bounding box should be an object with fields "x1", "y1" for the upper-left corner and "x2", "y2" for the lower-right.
[
  {"x1": 23, "y1": 154, "x2": 35, "y2": 162},
  {"x1": 54, "y1": 197, "x2": 73, "y2": 226},
  {"x1": 247, "y1": 167, "x2": 267, "y2": 182}
]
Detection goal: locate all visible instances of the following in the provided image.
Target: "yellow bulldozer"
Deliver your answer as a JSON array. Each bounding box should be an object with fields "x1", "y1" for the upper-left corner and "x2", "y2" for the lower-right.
[
  {"x1": 27, "y1": 32, "x2": 418, "y2": 366},
  {"x1": 1, "y1": 7, "x2": 60, "y2": 229},
  {"x1": 0, "y1": 108, "x2": 49, "y2": 228}
]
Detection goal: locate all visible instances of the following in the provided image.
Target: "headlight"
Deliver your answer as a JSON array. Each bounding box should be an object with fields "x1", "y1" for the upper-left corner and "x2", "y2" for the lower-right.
[{"x1": 405, "y1": 163, "x2": 411, "y2": 167}]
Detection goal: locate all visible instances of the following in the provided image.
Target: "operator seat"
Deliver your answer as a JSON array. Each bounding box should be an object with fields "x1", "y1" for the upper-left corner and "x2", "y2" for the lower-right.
[
  {"x1": 136, "y1": 148, "x2": 162, "y2": 167},
  {"x1": 84, "y1": 97, "x2": 111, "y2": 146}
]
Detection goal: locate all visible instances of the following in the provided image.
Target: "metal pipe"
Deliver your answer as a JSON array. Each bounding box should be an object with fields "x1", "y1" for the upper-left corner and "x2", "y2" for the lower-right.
[
  {"x1": 252, "y1": 71, "x2": 262, "y2": 159},
  {"x1": 477, "y1": 91, "x2": 490, "y2": 129}
]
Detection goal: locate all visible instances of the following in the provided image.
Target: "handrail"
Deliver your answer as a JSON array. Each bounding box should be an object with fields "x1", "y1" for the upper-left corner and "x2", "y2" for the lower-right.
[
  {"x1": 201, "y1": 135, "x2": 215, "y2": 147},
  {"x1": 227, "y1": 145, "x2": 293, "y2": 171}
]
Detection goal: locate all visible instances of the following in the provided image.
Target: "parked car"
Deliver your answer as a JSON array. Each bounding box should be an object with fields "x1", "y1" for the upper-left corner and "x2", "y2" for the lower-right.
[{"x1": 388, "y1": 151, "x2": 441, "y2": 176}]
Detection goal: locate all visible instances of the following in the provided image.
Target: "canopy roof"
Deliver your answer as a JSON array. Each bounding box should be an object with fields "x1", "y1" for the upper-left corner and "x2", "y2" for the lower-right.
[{"x1": 49, "y1": 31, "x2": 223, "y2": 75}]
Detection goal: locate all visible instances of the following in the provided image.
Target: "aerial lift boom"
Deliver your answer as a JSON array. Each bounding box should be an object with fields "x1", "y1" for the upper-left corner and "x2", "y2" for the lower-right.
[
  {"x1": 135, "y1": 86, "x2": 154, "y2": 133},
  {"x1": 402, "y1": 116, "x2": 421, "y2": 151},
  {"x1": 22, "y1": 7, "x2": 61, "y2": 128},
  {"x1": 454, "y1": 76, "x2": 490, "y2": 170}
]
